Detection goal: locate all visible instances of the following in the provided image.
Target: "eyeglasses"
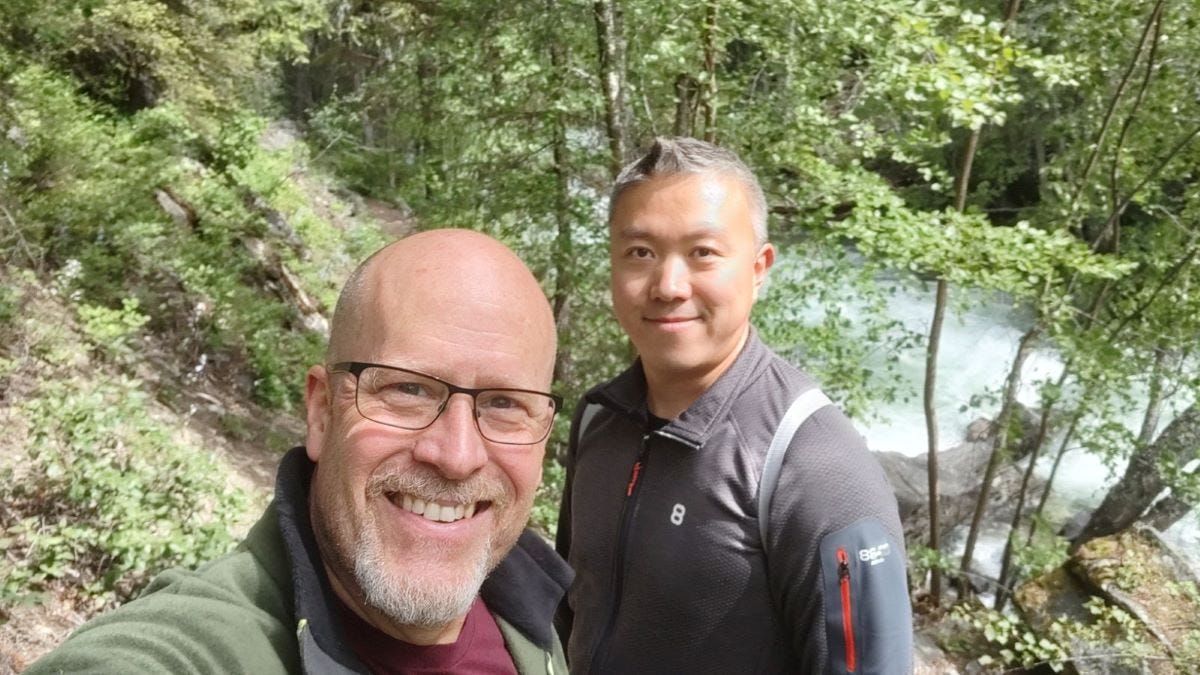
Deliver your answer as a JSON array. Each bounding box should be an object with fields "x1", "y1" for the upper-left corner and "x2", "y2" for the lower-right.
[{"x1": 329, "y1": 362, "x2": 562, "y2": 445}]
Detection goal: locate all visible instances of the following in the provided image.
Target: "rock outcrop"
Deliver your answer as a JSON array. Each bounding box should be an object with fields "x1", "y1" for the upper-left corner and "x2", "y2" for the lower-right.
[
  {"x1": 1014, "y1": 527, "x2": 1200, "y2": 674},
  {"x1": 876, "y1": 405, "x2": 1043, "y2": 546}
]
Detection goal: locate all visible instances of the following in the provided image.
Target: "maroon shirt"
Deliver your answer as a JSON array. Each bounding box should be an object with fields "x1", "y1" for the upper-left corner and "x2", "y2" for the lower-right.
[{"x1": 335, "y1": 595, "x2": 518, "y2": 675}]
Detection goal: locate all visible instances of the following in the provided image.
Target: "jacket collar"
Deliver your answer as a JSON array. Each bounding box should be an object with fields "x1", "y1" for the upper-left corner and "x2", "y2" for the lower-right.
[
  {"x1": 273, "y1": 447, "x2": 572, "y2": 672},
  {"x1": 589, "y1": 326, "x2": 771, "y2": 448}
]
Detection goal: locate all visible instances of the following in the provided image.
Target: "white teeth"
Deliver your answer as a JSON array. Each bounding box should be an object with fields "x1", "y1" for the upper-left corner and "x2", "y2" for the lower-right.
[{"x1": 392, "y1": 494, "x2": 477, "y2": 523}]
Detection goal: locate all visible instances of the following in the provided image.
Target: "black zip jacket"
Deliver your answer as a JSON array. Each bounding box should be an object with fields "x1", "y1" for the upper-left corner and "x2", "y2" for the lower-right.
[{"x1": 556, "y1": 331, "x2": 913, "y2": 674}]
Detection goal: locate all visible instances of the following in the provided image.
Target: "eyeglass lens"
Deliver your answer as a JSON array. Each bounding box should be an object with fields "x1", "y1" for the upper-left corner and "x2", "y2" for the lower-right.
[{"x1": 354, "y1": 366, "x2": 555, "y2": 444}]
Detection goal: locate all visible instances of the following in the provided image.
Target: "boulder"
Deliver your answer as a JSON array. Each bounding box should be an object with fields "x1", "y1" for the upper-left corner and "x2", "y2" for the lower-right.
[
  {"x1": 1013, "y1": 527, "x2": 1199, "y2": 674},
  {"x1": 876, "y1": 405, "x2": 1044, "y2": 546}
]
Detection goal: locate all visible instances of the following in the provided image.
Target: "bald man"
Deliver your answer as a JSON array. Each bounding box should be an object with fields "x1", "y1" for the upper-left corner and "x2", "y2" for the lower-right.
[{"x1": 28, "y1": 230, "x2": 572, "y2": 675}]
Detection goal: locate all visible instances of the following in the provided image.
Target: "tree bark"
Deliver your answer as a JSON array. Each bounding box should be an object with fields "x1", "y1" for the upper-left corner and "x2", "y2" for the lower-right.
[
  {"x1": 593, "y1": 0, "x2": 629, "y2": 178},
  {"x1": 674, "y1": 73, "x2": 699, "y2": 137},
  {"x1": 1026, "y1": 409, "x2": 1081, "y2": 543},
  {"x1": 936, "y1": 0, "x2": 1022, "y2": 603},
  {"x1": 994, "y1": 385, "x2": 1058, "y2": 611},
  {"x1": 547, "y1": 0, "x2": 574, "y2": 387},
  {"x1": 959, "y1": 325, "x2": 1038, "y2": 592},
  {"x1": 1140, "y1": 484, "x2": 1196, "y2": 532},
  {"x1": 700, "y1": 0, "x2": 719, "y2": 143},
  {"x1": 1073, "y1": 404, "x2": 1200, "y2": 548},
  {"x1": 923, "y1": 278, "x2": 948, "y2": 604}
]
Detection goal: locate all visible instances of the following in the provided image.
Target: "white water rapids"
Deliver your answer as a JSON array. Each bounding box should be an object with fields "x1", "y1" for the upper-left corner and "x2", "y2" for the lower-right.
[{"x1": 770, "y1": 258, "x2": 1200, "y2": 578}]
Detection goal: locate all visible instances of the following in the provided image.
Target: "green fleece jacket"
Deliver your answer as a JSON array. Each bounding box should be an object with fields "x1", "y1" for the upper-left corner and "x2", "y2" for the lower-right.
[{"x1": 26, "y1": 448, "x2": 571, "y2": 675}]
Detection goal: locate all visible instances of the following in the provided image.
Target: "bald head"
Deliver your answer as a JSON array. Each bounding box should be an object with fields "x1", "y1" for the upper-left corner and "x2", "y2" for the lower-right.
[{"x1": 326, "y1": 229, "x2": 557, "y2": 388}]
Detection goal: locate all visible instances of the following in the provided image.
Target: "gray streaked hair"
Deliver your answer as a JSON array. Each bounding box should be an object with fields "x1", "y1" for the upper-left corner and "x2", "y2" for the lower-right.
[{"x1": 609, "y1": 137, "x2": 769, "y2": 246}]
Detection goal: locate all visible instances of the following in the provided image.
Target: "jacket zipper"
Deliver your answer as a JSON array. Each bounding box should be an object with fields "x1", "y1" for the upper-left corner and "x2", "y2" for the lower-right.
[
  {"x1": 837, "y1": 547, "x2": 857, "y2": 672},
  {"x1": 589, "y1": 433, "x2": 652, "y2": 674}
]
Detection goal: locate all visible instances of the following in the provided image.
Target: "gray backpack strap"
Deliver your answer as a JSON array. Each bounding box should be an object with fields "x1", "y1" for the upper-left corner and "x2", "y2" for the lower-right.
[
  {"x1": 576, "y1": 402, "x2": 603, "y2": 445},
  {"x1": 758, "y1": 388, "x2": 832, "y2": 547}
]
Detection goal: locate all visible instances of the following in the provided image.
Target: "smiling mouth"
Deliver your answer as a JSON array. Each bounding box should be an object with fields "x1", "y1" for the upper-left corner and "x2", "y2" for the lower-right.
[
  {"x1": 388, "y1": 493, "x2": 490, "y2": 523},
  {"x1": 647, "y1": 316, "x2": 698, "y2": 323}
]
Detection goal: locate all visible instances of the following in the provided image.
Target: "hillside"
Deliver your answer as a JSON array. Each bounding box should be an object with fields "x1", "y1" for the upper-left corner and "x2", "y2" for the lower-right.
[{"x1": 0, "y1": 118, "x2": 400, "y2": 669}]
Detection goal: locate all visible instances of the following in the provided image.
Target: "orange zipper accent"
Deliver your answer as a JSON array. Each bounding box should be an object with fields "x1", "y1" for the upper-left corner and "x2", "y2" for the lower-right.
[
  {"x1": 626, "y1": 461, "x2": 643, "y2": 496},
  {"x1": 837, "y1": 547, "x2": 857, "y2": 672}
]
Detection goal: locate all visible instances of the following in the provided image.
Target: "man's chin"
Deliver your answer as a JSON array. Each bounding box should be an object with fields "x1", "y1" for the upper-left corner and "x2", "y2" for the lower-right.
[{"x1": 355, "y1": 551, "x2": 490, "y2": 629}]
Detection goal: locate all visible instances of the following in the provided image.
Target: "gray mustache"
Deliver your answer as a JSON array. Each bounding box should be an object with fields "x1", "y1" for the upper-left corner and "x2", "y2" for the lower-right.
[{"x1": 367, "y1": 467, "x2": 508, "y2": 506}]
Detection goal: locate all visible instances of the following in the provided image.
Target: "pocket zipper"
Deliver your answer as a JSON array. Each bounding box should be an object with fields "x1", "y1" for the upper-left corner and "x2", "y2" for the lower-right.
[{"x1": 837, "y1": 547, "x2": 857, "y2": 672}]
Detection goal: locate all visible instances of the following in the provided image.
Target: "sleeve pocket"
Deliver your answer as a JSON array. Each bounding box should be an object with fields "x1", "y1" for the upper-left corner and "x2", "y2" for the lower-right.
[{"x1": 818, "y1": 518, "x2": 913, "y2": 674}]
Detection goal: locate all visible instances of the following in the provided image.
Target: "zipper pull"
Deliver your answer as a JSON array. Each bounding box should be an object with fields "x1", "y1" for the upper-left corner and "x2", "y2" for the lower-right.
[
  {"x1": 626, "y1": 433, "x2": 651, "y2": 497},
  {"x1": 626, "y1": 461, "x2": 643, "y2": 496},
  {"x1": 838, "y1": 548, "x2": 850, "y2": 580}
]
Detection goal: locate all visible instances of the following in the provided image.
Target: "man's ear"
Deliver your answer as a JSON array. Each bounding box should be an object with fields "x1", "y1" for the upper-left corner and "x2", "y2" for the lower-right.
[
  {"x1": 304, "y1": 365, "x2": 332, "y2": 462},
  {"x1": 752, "y1": 242, "x2": 776, "y2": 301}
]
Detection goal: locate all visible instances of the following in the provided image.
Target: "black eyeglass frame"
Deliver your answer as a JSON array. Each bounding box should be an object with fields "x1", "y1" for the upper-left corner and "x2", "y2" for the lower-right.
[{"x1": 328, "y1": 361, "x2": 563, "y2": 445}]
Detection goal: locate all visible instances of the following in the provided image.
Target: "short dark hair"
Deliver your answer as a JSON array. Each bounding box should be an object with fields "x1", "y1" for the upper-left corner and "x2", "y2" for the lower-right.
[{"x1": 609, "y1": 137, "x2": 768, "y2": 245}]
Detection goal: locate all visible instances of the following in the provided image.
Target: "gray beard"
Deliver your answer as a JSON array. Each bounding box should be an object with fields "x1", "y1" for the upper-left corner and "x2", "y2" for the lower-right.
[{"x1": 352, "y1": 522, "x2": 495, "y2": 628}]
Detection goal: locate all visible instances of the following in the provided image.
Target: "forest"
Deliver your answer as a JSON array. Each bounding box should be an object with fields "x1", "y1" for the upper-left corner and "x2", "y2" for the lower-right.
[{"x1": 1, "y1": 0, "x2": 1199, "y2": 671}]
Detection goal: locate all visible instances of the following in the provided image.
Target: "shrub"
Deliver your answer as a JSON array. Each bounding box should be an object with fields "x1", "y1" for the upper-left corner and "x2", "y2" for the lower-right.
[{"x1": 0, "y1": 376, "x2": 252, "y2": 610}]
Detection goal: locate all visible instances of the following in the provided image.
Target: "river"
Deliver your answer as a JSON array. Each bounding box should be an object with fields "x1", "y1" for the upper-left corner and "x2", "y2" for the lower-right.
[{"x1": 770, "y1": 253, "x2": 1200, "y2": 578}]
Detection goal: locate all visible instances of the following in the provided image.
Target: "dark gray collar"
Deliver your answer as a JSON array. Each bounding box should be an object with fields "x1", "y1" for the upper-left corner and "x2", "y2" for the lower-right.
[{"x1": 589, "y1": 326, "x2": 771, "y2": 448}]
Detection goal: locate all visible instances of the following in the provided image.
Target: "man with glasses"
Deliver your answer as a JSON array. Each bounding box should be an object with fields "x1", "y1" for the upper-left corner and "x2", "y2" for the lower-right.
[{"x1": 29, "y1": 229, "x2": 571, "y2": 674}]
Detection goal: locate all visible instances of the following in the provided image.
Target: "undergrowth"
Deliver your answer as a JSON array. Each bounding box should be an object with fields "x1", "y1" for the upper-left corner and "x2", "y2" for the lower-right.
[{"x1": 0, "y1": 375, "x2": 252, "y2": 612}]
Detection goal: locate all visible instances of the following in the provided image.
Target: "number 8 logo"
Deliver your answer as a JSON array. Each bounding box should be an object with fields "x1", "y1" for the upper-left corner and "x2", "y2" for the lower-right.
[{"x1": 670, "y1": 503, "x2": 686, "y2": 526}]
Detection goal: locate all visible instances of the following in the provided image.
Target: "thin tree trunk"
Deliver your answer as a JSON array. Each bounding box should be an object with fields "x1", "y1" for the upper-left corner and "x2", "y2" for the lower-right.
[
  {"x1": 673, "y1": 74, "x2": 698, "y2": 137},
  {"x1": 958, "y1": 326, "x2": 1038, "y2": 593},
  {"x1": 700, "y1": 0, "x2": 719, "y2": 143},
  {"x1": 924, "y1": 278, "x2": 948, "y2": 604},
  {"x1": 1066, "y1": 0, "x2": 1166, "y2": 217},
  {"x1": 1137, "y1": 346, "x2": 1169, "y2": 445},
  {"x1": 931, "y1": 0, "x2": 1024, "y2": 602},
  {"x1": 547, "y1": 0, "x2": 574, "y2": 386},
  {"x1": 593, "y1": 0, "x2": 629, "y2": 177},
  {"x1": 416, "y1": 52, "x2": 438, "y2": 200},
  {"x1": 1096, "y1": 4, "x2": 1163, "y2": 253},
  {"x1": 1026, "y1": 411, "x2": 1081, "y2": 544},
  {"x1": 994, "y1": 376, "x2": 1060, "y2": 610}
]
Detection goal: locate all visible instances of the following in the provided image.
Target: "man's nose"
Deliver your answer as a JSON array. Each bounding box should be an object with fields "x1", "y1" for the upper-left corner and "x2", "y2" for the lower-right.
[
  {"x1": 411, "y1": 394, "x2": 488, "y2": 480},
  {"x1": 650, "y1": 256, "x2": 690, "y2": 301}
]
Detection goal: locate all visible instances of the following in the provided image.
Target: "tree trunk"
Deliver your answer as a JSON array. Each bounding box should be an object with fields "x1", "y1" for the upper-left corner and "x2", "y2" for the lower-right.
[
  {"x1": 417, "y1": 52, "x2": 438, "y2": 201},
  {"x1": 1073, "y1": 404, "x2": 1200, "y2": 548},
  {"x1": 547, "y1": 0, "x2": 574, "y2": 387},
  {"x1": 673, "y1": 73, "x2": 699, "y2": 137},
  {"x1": 1066, "y1": 0, "x2": 1165, "y2": 218},
  {"x1": 700, "y1": 0, "x2": 719, "y2": 143},
  {"x1": 959, "y1": 325, "x2": 1038, "y2": 592},
  {"x1": 593, "y1": 0, "x2": 629, "y2": 178},
  {"x1": 1140, "y1": 485, "x2": 1196, "y2": 532},
  {"x1": 994, "y1": 376, "x2": 1061, "y2": 610},
  {"x1": 942, "y1": 0, "x2": 1023, "y2": 601},
  {"x1": 1026, "y1": 409, "x2": 1081, "y2": 544},
  {"x1": 923, "y1": 278, "x2": 948, "y2": 604},
  {"x1": 1136, "y1": 346, "x2": 1169, "y2": 445}
]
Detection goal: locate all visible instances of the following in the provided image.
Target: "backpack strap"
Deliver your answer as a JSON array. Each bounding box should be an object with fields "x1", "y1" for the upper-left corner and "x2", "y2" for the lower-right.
[
  {"x1": 758, "y1": 388, "x2": 832, "y2": 548},
  {"x1": 575, "y1": 402, "x2": 603, "y2": 447}
]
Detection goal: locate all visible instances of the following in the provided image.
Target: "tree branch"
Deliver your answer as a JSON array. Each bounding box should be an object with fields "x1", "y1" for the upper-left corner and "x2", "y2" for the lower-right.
[{"x1": 1066, "y1": 0, "x2": 1167, "y2": 214}]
